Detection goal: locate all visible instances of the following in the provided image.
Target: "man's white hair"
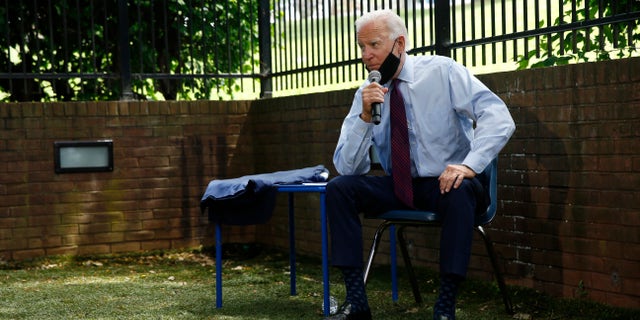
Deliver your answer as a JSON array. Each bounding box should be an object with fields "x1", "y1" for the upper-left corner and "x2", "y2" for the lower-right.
[{"x1": 355, "y1": 9, "x2": 411, "y2": 51}]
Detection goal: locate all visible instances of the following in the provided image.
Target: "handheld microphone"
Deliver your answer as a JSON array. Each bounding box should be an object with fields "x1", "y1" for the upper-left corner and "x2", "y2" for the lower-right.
[{"x1": 367, "y1": 70, "x2": 382, "y2": 125}]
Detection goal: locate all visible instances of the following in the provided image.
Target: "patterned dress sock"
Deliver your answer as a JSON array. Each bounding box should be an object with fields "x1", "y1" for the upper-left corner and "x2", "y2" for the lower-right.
[
  {"x1": 340, "y1": 266, "x2": 370, "y2": 313},
  {"x1": 434, "y1": 274, "x2": 462, "y2": 318}
]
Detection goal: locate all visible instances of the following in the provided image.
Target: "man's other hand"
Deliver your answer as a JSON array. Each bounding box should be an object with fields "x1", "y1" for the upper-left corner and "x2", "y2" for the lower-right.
[{"x1": 438, "y1": 164, "x2": 476, "y2": 194}]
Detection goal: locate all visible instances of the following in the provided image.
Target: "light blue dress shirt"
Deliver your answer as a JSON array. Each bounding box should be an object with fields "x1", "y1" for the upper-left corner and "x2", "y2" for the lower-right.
[{"x1": 333, "y1": 55, "x2": 516, "y2": 177}]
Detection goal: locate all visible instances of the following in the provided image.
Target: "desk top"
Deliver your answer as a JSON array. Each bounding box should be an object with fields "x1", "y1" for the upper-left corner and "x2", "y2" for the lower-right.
[{"x1": 276, "y1": 182, "x2": 327, "y2": 193}]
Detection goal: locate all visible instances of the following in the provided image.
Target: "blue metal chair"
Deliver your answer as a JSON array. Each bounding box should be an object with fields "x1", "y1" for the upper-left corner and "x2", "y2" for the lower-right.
[{"x1": 363, "y1": 158, "x2": 513, "y2": 314}]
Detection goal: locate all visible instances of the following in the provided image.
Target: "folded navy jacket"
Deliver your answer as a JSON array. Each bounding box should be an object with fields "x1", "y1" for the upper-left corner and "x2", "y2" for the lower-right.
[{"x1": 200, "y1": 165, "x2": 329, "y2": 225}]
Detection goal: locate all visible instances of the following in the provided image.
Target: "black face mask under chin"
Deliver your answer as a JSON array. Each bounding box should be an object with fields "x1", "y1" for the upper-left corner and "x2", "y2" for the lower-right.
[{"x1": 378, "y1": 40, "x2": 401, "y2": 85}]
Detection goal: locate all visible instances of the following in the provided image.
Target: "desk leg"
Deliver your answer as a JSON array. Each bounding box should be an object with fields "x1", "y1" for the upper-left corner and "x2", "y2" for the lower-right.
[
  {"x1": 320, "y1": 192, "x2": 330, "y2": 316},
  {"x1": 215, "y1": 222, "x2": 223, "y2": 308},
  {"x1": 288, "y1": 193, "x2": 297, "y2": 296}
]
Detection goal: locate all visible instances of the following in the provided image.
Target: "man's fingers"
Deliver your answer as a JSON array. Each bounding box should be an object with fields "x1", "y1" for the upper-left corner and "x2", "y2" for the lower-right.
[{"x1": 439, "y1": 170, "x2": 465, "y2": 194}]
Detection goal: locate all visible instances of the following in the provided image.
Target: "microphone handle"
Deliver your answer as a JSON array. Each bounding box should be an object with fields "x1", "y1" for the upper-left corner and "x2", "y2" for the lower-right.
[{"x1": 372, "y1": 102, "x2": 381, "y2": 125}]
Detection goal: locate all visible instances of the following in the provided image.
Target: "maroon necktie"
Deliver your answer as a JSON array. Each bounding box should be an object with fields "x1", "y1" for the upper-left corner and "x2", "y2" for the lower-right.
[{"x1": 390, "y1": 78, "x2": 414, "y2": 208}]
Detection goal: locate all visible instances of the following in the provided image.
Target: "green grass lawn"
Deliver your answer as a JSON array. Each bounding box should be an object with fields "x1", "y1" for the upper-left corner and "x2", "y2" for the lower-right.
[{"x1": 0, "y1": 245, "x2": 637, "y2": 320}]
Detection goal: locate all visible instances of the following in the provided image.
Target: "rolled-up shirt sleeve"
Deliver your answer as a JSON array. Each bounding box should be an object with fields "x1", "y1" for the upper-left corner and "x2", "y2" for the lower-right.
[
  {"x1": 448, "y1": 60, "x2": 516, "y2": 173},
  {"x1": 333, "y1": 90, "x2": 375, "y2": 176}
]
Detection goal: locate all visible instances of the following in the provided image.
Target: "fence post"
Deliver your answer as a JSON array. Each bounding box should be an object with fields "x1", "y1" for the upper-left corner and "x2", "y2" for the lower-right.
[
  {"x1": 434, "y1": 0, "x2": 451, "y2": 57},
  {"x1": 258, "y1": 0, "x2": 272, "y2": 98},
  {"x1": 118, "y1": 0, "x2": 134, "y2": 100}
]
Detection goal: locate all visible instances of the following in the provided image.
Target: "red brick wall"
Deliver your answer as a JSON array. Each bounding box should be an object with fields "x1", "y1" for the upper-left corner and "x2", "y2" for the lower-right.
[
  {"x1": 0, "y1": 100, "x2": 256, "y2": 260},
  {"x1": 1, "y1": 57, "x2": 638, "y2": 308},
  {"x1": 490, "y1": 58, "x2": 640, "y2": 308}
]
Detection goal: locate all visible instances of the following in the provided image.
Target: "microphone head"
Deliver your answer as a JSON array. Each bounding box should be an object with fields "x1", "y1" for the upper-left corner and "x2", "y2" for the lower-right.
[{"x1": 368, "y1": 70, "x2": 381, "y2": 83}]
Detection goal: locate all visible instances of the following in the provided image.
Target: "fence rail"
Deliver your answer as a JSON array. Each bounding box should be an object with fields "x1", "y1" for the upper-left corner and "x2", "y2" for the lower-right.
[{"x1": 1, "y1": 0, "x2": 639, "y2": 101}]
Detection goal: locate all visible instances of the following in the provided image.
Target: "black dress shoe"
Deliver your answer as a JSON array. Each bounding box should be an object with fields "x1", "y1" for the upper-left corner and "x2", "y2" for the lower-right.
[
  {"x1": 433, "y1": 312, "x2": 454, "y2": 320},
  {"x1": 324, "y1": 302, "x2": 372, "y2": 320}
]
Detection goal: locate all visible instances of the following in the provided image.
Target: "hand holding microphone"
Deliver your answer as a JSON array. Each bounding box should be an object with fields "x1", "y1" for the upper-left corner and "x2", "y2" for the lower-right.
[{"x1": 367, "y1": 70, "x2": 382, "y2": 125}]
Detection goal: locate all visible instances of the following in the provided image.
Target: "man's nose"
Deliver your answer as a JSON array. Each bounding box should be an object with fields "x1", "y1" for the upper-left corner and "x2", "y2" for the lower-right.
[{"x1": 361, "y1": 47, "x2": 373, "y2": 61}]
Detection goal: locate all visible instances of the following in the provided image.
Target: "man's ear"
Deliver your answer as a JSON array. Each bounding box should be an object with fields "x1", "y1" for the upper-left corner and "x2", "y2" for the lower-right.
[{"x1": 396, "y1": 35, "x2": 406, "y2": 54}]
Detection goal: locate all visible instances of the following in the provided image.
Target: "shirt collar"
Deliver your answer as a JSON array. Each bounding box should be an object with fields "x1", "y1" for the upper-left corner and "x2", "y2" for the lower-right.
[
  {"x1": 396, "y1": 54, "x2": 414, "y2": 84},
  {"x1": 381, "y1": 55, "x2": 413, "y2": 88}
]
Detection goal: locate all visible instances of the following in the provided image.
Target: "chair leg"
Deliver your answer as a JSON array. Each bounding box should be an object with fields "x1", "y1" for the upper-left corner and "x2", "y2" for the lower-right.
[
  {"x1": 364, "y1": 221, "x2": 393, "y2": 284},
  {"x1": 397, "y1": 225, "x2": 423, "y2": 304},
  {"x1": 475, "y1": 225, "x2": 514, "y2": 314},
  {"x1": 389, "y1": 225, "x2": 398, "y2": 302}
]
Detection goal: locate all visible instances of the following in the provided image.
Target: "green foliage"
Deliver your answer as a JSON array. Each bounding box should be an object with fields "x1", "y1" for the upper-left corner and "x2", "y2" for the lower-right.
[
  {"x1": 0, "y1": 0, "x2": 259, "y2": 101},
  {"x1": 517, "y1": 0, "x2": 640, "y2": 69}
]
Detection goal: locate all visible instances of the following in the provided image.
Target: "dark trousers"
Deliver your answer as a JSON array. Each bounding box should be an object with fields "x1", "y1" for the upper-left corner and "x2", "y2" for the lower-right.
[{"x1": 326, "y1": 175, "x2": 481, "y2": 277}]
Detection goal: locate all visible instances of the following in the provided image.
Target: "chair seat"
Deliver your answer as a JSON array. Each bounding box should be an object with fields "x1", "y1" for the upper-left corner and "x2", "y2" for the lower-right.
[
  {"x1": 378, "y1": 210, "x2": 441, "y2": 222},
  {"x1": 378, "y1": 209, "x2": 491, "y2": 227}
]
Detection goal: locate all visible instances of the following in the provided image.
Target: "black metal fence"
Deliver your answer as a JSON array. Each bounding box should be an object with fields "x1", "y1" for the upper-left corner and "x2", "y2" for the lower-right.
[{"x1": 1, "y1": 0, "x2": 639, "y2": 102}]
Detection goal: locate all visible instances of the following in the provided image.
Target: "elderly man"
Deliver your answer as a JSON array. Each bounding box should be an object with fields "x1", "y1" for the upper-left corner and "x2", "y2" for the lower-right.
[{"x1": 326, "y1": 9, "x2": 515, "y2": 320}]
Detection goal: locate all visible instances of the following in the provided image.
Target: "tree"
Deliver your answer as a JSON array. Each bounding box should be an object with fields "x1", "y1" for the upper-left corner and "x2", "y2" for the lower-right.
[
  {"x1": 517, "y1": 0, "x2": 640, "y2": 69},
  {"x1": 0, "y1": 0, "x2": 259, "y2": 101}
]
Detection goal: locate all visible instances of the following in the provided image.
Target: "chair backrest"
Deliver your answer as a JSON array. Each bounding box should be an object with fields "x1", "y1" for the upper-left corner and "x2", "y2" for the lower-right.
[{"x1": 476, "y1": 157, "x2": 498, "y2": 226}]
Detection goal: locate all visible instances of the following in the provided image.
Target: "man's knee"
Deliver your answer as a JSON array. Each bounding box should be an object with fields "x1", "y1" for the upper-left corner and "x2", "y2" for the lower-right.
[
  {"x1": 327, "y1": 175, "x2": 360, "y2": 195},
  {"x1": 441, "y1": 179, "x2": 477, "y2": 208},
  {"x1": 442, "y1": 178, "x2": 488, "y2": 215},
  {"x1": 451, "y1": 179, "x2": 476, "y2": 197}
]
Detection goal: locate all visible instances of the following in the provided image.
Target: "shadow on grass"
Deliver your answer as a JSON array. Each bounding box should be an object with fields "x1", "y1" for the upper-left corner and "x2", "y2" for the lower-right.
[{"x1": 1, "y1": 245, "x2": 638, "y2": 320}]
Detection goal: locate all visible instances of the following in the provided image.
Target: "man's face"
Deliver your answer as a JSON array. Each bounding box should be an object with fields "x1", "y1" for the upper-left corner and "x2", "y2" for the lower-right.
[{"x1": 357, "y1": 21, "x2": 396, "y2": 72}]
